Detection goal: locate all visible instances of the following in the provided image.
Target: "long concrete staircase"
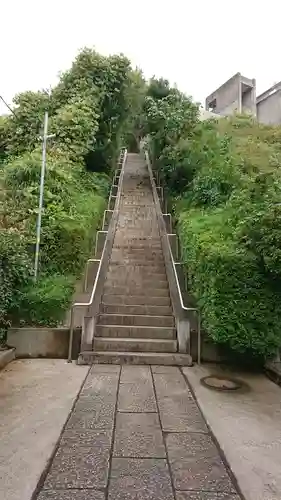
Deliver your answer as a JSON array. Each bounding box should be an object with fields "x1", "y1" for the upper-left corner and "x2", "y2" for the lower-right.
[{"x1": 78, "y1": 153, "x2": 191, "y2": 365}]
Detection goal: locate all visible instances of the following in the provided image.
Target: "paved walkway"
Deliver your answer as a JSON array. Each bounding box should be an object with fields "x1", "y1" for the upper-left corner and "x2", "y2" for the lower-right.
[
  {"x1": 0, "y1": 360, "x2": 88, "y2": 500},
  {"x1": 185, "y1": 364, "x2": 281, "y2": 500},
  {"x1": 35, "y1": 364, "x2": 240, "y2": 500}
]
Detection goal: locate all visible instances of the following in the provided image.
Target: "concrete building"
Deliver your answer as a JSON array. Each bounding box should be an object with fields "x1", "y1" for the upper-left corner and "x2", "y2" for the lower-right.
[
  {"x1": 205, "y1": 72, "x2": 256, "y2": 116},
  {"x1": 256, "y1": 82, "x2": 281, "y2": 125}
]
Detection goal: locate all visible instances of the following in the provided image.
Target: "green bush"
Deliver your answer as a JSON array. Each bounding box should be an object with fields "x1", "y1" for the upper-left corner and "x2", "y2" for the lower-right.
[
  {"x1": 178, "y1": 210, "x2": 281, "y2": 358},
  {"x1": 144, "y1": 98, "x2": 281, "y2": 358},
  {"x1": 0, "y1": 230, "x2": 32, "y2": 343},
  {"x1": 17, "y1": 274, "x2": 75, "y2": 327},
  {"x1": 40, "y1": 193, "x2": 106, "y2": 275}
]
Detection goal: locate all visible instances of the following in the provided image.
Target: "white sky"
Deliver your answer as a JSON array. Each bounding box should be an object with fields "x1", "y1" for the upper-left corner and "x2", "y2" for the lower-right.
[{"x1": 1, "y1": 0, "x2": 281, "y2": 114}]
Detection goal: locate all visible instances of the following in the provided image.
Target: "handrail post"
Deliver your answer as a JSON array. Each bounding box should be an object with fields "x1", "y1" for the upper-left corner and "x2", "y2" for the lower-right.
[{"x1": 67, "y1": 307, "x2": 74, "y2": 363}]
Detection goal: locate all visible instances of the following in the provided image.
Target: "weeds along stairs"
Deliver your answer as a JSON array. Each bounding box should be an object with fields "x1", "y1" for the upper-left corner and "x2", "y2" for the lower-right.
[{"x1": 77, "y1": 152, "x2": 193, "y2": 365}]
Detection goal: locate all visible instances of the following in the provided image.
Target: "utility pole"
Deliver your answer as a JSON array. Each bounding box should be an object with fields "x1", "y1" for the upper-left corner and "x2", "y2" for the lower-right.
[
  {"x1": 34, "y1": 111, "x2": 55, "y2": 281},
  {"x1": 0, "y1": 94, "x2": 17, "y2": 117}
]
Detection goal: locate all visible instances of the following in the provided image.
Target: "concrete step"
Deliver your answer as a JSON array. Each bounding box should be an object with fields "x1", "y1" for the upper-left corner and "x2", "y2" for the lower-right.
[
  {"x1": 93, "y1": 337, "x2": 177, "y2": 352},
  {"x1": 98, "y1": 314, "x2": 174, "y2": 327},
  {"x1": 110, "y1": 255, "x2": 165, "y2": 263},
  {"x1": 78, "y1": 351, "x2": 193, "y2": 366},
  {"x1": 109, "y1": 263, "x2": 166, "y2": 273},
  {"x1": 104, "y1": 278, "x2": 168, "y2": 289},
  {"x1": 113, "y1": 244, "x2": 162, "y2": 250},
  {"x1": 109, "y1": 263, "x2": 166, "y2": 271},
  {"x1": 103, "y1": 285, "x2": 169, "y2": 297},
  {"x1": 102, "y1": 294, "x2": 171, "y2": 306},
  {"x1": 96, "y1": 323, "x2": 176, "y2": 340},
  {"x1": 100, "y1": 304, "x2": 173, "y2": 316},
  {"x1": 107, "y1": 270, "x2": 167, "y2": 280}
]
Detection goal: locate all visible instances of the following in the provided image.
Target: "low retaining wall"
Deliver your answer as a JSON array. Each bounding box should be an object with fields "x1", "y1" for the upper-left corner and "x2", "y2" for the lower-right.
[
  {"x1": 191, "y1": 330, "x2": 227, "y2": 363},
  {"x1": 0, "y1": 348, "x2": 16, "y2": 370},
  {"x1": 7, "y1": 328, "x2": 81, "y2": 360}
]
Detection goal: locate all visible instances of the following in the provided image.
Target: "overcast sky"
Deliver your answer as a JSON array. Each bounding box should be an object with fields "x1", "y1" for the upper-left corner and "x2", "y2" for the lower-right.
[{"x1": 1, "y1": 0, "x2": 280, "y2": 115}]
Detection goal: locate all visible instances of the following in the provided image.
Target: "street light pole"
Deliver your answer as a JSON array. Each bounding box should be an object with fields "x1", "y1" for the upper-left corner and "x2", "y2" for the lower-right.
[{"x1": 34, "y1": 111, "x2": 55, "y2": 281}]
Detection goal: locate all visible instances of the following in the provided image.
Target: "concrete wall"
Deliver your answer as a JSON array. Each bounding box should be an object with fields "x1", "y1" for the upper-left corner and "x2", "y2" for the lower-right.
[
  {"x1": 242, "y1": 88, "x2": 256, "y2": 115},
  {"x1": 7, "y1": 327, "x2": 81, "y2": 359},
  {"x1": 206, "y1": 74, "x2": 241, "y2": 115},
  {"x1": 206, "y1": 73, "x2": 256, "y2": 117},
  {"x1": 0, "y1": 348, "x2": 15, "y2": 370},
  {"x1": 257, "y1": 90, "x2": 281, "y2": 125}
]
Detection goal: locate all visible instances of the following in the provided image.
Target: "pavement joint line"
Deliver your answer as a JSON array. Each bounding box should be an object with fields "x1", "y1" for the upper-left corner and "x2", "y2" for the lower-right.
[
  {"x1": 180, "y1": 367, "x2": 245, "y2": 500},
  {"x1": 162, "y1": 430, "x2": 209, "y2": 435},
  {"x1": 150, "y1": 365, "x2": 177, "y2": 500},
  {"x1": 30, "y1": 365, "x2": 91, "y2": 500},
  {"x1": 105, "y1": 365, "x2": 122, "y2": 500}
]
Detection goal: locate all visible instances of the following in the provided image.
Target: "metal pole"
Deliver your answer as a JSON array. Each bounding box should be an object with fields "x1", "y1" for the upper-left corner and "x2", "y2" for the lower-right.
[{"x1": 34, "y1": 111, "x2": 48, "y2": 281}]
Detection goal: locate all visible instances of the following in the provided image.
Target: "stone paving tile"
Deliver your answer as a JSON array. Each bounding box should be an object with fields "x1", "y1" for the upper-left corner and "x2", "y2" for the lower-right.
[
  {"x1": 74, "y1": 397, "x2": 116, "y2": 412},
  {"x1": 43, "y1": 445, "x2": 110, "y2": 489},
  {"x1": 114, "y1": 412, "x2": 166, "y2": 458},
  {"x1": 82, "y1": 373, "x2": 119, "y2": 395},
  {"x1": 157, "y1": 395, "x2": 207, "y2": 433},
  {"x1": 151, "y1": 365, "x2": 180, "y2": 374},
  {"x1": 60, "y1": 429, "x2": 112, "y2": 449},
  {"x1": 66, "y1": 406, "x2": 115, "y2": 430},
  {"x1": 176, "y1": 493, "x2": 240, "y2": 500},
  {"x1": 118, "y1": 374, "x2": 157, "y2": 412},
  {"x1": 120, "y1": 365, "x2": 152, "y2": 383},
  {"x1": 153, "y1": 370, "x2": 207, "y2": 432},
  {"x1": 38, "y1": 490, "x2": 105, "y2": 500},
  {"x1": 166, "y1": 433, "x2": 236, "y2": 493},
  {"x1": 108, "y1": 458, "x2": 174, "y2": 500},
  {"x1": 90, "y1": 364, "x2": 121, "y2": 374},
  {"x1": 153, "y1": 371, "x2": 193, "y2": 399}
]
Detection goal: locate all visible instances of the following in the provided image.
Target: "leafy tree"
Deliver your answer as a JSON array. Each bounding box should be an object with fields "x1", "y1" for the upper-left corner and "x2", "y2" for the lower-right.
[{"x1": 5, "y1": 91, "x2": 50, "y2": 156}]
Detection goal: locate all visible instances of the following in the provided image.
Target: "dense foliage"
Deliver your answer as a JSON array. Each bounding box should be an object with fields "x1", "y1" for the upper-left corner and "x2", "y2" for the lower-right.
[
  {"x1": 0, "y1": 47, "x2": 142, "y2": 344},
  {"x1": 143, "y1": 85, "x2": 281, "y2": 359},
  {"x1": 3, "y1": 52, "x2": 281, "y2": 360}
]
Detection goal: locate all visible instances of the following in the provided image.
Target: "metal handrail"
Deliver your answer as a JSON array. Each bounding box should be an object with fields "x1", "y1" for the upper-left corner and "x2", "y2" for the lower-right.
[
  {"x1": 166, "y1": 232, "x2": 201, "y2": 364},
  {"x1": 67, "y1": 148, "x2": 127, "y2": 362},
  {"x1": 145, "y1": 150, "x2": 201, "y2": 364}
]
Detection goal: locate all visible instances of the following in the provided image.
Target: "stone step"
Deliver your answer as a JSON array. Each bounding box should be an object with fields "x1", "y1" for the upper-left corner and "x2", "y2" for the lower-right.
[
  {"x1": 109, "y1": 263, "x2": 166, "y2": 272},
  {"x1": 114, "y1": 237, "x2": 162, "y2": 242},
  {"x1": 104, "y1": 278, "x2": 168, "y2": 289},
  {"x1": 93, "y1": 337, "x2": 177, "y2": 352},
  {"x1": 113, "y1": 247, "x2": 163, "y2": 253},
  {"x1": 113, "y1": 244, "x2": 162, "y2": 250},
  {"x1": 102, "y1": 294, "x2": 171, "y2": 306},
  {"x1": 100, "y1": 304, "x2": 173, "y2": 316},
  {"x1": 78, "y1": 351, "x2": 193, "y2": 366},
  {"x1": 103, "y1": 285, "x2": 169, "y2": 297},
  {"x1": 109, "y1": 262, "x2": 165, "y2": 270},
  {"x1": 110, "y1": 254, "x2": 164, "y2": 263},
  {"x1": 96, "y1": 325, "x2": 175, "y2": 340},
  {"x1": 107, "y1": 269, "x2": 167, "y2": 280},
  {"x1": 97, "y1": 318, "x2": 175, "y2": 333}
]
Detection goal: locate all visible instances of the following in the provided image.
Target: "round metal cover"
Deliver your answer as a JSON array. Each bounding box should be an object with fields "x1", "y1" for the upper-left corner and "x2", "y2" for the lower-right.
[{"x1": 200, "y1": 375, "x2": 242, "y2": 391}]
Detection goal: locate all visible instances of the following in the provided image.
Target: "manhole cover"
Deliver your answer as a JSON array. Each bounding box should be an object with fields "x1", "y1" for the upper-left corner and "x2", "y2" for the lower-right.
[{"x1": 200, "y1": 375, "x2": 242, "y2": 391}]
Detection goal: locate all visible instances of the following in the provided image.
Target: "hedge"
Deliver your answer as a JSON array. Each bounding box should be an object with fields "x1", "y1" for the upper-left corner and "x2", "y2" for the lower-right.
[{"x1": 178, "y1": 208, "x2": 281, "y2": 358}]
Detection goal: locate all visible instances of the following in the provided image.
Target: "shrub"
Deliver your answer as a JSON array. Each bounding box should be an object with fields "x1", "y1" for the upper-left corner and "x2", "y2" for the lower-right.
[
  {"x1": 40, "y1": 193, "x2": 106, "y2": 275},
  {"x1": 17, "y1": 274, "x2": 75, "y2": 327},
  {"x1": 0, "y1": 230, "x2": 32, "y2": 344},
  {"x1": 178, "y1": 209, "x2": 281, "y2": 358}
]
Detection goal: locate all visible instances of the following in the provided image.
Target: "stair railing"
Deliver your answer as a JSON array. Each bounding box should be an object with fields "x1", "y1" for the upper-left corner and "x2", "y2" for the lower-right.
[
  {"x1": 67, "y1": 148, "x2": 127, "y2": 362},
  {"x1": 144, "y1": 150, "x2": 201, "y2": 364}
]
